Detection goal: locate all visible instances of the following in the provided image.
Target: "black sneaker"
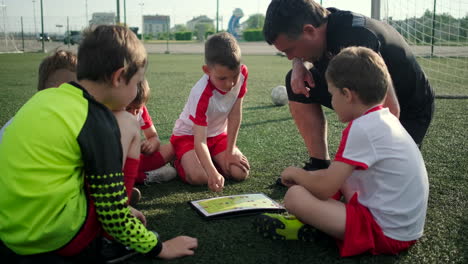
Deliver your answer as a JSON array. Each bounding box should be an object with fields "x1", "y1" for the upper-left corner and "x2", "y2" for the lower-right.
[
  {"x1": 303, "y1": 160, "x2": 319, "y2": 171},
  {"x1": 100, "y1": 238, "x2": 138, "y2": 264},
  {"x1": 302, "y1": 157, "x2": 330, "y2": 171},
  {"x1": 275, "y1": 157, "x2": 330, "y2": 186},
  {"x1": 275, "y1": 177, "x2": 285, "y2": 186}
]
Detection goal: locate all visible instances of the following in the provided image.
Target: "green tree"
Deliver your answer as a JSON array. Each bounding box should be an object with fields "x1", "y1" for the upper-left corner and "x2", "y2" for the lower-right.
[
  {"x1": 244, "y1": 14, "x2": 265, "y2": 29},
  {"x1": 422, "y1": 9, "x2": 433, "y2": 20},
  {"x1": 194, "y1": 23, "x2": 214, "y2": 41},
  {"x1": 460, "y1": 15, "x2": 468, "y2": 38},
  {"x1": 173, "y1": 24, "x2": 187, "y2": 32}
]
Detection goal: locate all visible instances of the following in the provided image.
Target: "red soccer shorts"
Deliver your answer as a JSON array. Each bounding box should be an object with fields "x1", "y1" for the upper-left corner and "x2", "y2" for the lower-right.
[
  {"x1": 170, "y1": 132, "x2": 227, "y2": 182},
  {"x1": 337, "y1": 193, "x2": 417, "y2": 257}
]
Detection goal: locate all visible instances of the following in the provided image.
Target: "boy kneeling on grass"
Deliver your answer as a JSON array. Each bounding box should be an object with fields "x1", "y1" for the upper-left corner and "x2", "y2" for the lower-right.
[
  {"x1": 170, "y1": 32, "x2": 250, "y2": 192},
  {"x1": 255, "y1": 47, "x2": 429, "y2": 257},
  {"x1": 0, "y1": 25, "x2": 197, "y2": 263}
]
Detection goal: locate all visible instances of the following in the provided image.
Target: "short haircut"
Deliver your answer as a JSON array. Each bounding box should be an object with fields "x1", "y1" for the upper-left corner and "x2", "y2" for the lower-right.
[
  {"x1": 263, "y1": 0, "x2": 329, "y2": 44},
  {"x1": 126, "y1": 79, "x2": 150, "y2": 112},
  {"x1": 77, "y1": 25, "x2": 147, "y2": 84},
  {"x1": 325, "y1": 47, "x2": 391, "y2": 105},
  {"x1": 204, "y1": 32, "x2": 241, "y2": 70},
  {"x1": 37, "y1": 50, "x2": 77, "y2": 91}
]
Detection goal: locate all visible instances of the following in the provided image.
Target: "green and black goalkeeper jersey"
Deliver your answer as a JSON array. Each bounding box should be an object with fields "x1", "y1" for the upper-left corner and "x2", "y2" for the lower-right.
[{"x1": 0, "y1": 82, "x2": 162, "y2": 256}]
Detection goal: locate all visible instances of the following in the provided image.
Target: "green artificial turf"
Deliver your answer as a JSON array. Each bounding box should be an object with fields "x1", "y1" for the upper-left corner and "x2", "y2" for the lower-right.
[{"x1": 0, "y1": 53, "x2": 466, "y2": 264}]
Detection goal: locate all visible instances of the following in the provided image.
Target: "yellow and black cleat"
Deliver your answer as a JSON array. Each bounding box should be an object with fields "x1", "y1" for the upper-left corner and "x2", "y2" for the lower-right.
[{"x1": 253, "y1": 213, "x2": 317, "y2": 242}]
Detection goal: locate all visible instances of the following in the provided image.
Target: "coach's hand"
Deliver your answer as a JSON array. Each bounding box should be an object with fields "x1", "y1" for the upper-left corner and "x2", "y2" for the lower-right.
[{"x1": 291, "y1": 58, "x2": 314, "y2": 97}]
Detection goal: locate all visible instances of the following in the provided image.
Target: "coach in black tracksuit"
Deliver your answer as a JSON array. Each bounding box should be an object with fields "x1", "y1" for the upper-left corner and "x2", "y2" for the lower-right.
[{"x1": 263, "y1": 0, "x2": 434, "y2": 177}]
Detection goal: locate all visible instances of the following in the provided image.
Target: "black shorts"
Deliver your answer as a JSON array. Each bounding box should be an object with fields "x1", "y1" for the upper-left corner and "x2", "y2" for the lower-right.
[
  {"x1": 285, "y1": 67, "x2": 333, "y2": 109},
  {"x1": 284, "y1": 68, "x2": 434, "y2": 146},
  {"x1": 399, "y1": 99, "x2": 434, "y2": 147}
]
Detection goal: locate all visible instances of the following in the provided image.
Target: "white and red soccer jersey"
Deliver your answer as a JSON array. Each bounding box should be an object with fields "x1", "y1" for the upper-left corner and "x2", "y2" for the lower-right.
[
  {"x1": 172, "y1": 65, "x2": 248, "y2": 137},
  {"x1": 136, "y1": 105, "x2": 153, "y2": 130},
  {"x1": 335, "y1": 105, "x2": 429, "y2": 242}
]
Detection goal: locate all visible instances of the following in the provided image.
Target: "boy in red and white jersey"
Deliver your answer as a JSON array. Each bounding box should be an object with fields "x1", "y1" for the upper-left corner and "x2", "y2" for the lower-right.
[{"x1": 171, "y1": 32, "x2": 250, "y2": 192}]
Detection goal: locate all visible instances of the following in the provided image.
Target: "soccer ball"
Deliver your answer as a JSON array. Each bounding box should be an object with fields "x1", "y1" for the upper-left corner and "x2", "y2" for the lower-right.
[{"x1": 271, "y1": 85, "x2": 288, "y2": 106}]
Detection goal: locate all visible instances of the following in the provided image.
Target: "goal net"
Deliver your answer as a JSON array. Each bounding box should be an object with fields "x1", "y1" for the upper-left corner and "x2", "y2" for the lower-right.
[
  {"x1": 381, "y1": 0, "x2": 468, "y2": 97},
  {"x1": 0, "y1": 5, "x2": 21, "y2": 54}
]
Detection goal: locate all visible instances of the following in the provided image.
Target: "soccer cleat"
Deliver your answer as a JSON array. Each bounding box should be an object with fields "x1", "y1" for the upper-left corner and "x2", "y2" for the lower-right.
[
  {"x1": 253, "y1": 213, "x2": 317, "y2": 242},
  {"x1": 129, "y1": 187, "x2": 141, "y2": 207},
  {"x1": 144, "y1": 165, "x2": 177, "y2": 184}
]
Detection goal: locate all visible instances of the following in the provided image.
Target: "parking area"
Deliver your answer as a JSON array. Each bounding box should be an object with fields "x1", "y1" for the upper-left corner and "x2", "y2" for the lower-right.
[{"x1": 1, "y1": 39, "x2": 467, "y2": 57}]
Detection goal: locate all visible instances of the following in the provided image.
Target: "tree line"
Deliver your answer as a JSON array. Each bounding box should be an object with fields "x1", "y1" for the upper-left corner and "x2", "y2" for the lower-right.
[{"x1": 388, "y1": 10, "x2": 468, "y2": 45}]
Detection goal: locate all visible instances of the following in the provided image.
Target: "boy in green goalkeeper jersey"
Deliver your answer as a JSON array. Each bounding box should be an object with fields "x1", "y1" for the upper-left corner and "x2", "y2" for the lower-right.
[{"x1": 0, "y1": 25, "x2": 197, "y2": 263}]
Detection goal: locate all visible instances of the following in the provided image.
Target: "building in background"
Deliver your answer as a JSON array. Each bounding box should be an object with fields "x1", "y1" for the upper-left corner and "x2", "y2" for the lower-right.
[
  {"x1": 143, "y1": 15, "x2": 170, "y2": 38},
  {"x1": 89, "y1": 12, "x2": 116, "y2": 27},
  {"x1": 186, "y1": 15, "x2": 214, "y2": 32}
]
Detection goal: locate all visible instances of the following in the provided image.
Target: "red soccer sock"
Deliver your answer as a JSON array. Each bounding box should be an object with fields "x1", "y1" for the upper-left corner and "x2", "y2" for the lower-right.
[
  {"x1": 332, "y1": 191, "x2": 343, "y2": 201},
  {"x1": 123, "y1": 157, "x2": 140, "y2": 200},
  {"x1": 136, "y1": 151, "x2": 166, "y2": 184}
]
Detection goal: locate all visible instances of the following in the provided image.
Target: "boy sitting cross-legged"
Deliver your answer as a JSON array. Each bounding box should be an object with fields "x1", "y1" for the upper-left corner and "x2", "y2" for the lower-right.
[
  {"x1": 170, "y1": 32, "x2": 250, "y2": 192},
  {"x1": 255, "y1": 47, "x2": 429, "y2": 257}
]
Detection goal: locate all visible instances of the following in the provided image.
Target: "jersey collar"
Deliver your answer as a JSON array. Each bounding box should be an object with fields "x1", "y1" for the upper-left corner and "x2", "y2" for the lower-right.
[
  {"x1": 364, "y1": 104, "x2": 384, "y2": 115},
  {"x1": 207, "y1": 77, "x2": 228, "y2": 95}
]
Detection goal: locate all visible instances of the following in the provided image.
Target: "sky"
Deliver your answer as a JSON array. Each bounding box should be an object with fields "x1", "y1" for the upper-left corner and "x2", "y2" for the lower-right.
[{"x1": 1, "y1": 0, "x2": 466, "y2": 34}]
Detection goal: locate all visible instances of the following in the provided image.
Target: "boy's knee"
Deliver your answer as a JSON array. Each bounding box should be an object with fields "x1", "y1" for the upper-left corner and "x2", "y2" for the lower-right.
[
  {"x1": 284, "y1": 185, "x2": 307, "y2": 213},
  {"x1": 185, "y1": 170, "x2": 208, "y2": 185},
  {"x1": 229, "y1": 164, "x2": 249, "y2": 181}
]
